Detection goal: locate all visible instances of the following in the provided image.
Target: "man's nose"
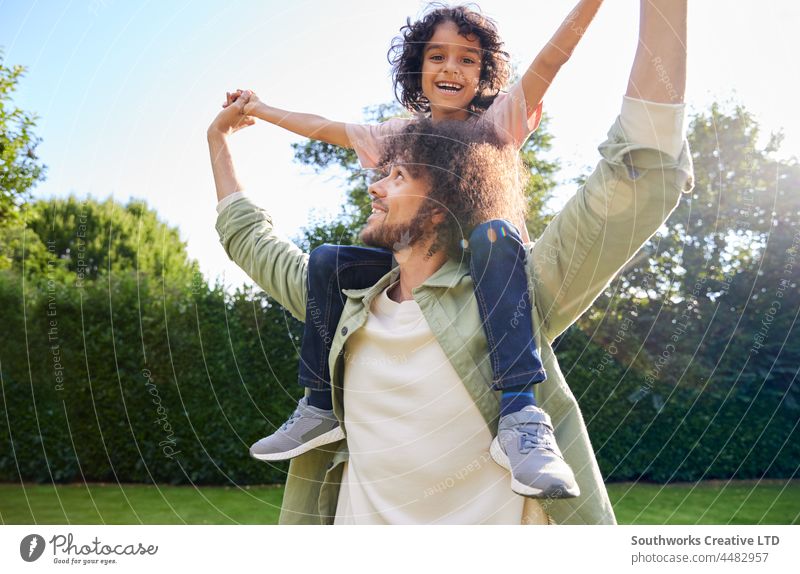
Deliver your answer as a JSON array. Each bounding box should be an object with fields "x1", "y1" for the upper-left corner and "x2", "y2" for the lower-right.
[{"x1": 368, "y1": 176, "x2": 387, "y2": 198}]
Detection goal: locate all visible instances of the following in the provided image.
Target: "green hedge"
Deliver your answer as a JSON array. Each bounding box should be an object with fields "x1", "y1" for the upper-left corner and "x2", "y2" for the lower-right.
[
  {"x1": 0, "y1": 269, "x2": 304, "y2": 486},
  {"x1": 1, "y1": 270, "x2": 797, "y2": 486},
  {"x1": 555, "y1": 327, "x2": 799, "y2": 483}
]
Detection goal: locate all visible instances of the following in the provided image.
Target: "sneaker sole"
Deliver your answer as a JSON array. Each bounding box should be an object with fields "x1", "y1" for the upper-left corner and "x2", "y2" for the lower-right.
[
  {"x1": 489, "y1": 437, "x2": 580, "y2": 499},
  {"x1": 250, "y1": 426, "x2": 345, "y2": 461}
]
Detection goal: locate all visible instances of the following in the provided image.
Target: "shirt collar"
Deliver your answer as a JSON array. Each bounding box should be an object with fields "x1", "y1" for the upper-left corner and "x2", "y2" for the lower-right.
[{"x1": 341, "y1": 257, "x2": 470, "y2": 301}]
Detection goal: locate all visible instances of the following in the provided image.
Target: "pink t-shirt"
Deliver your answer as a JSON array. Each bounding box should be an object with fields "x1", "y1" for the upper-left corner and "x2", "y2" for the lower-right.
[{"x1": 345, "y1": 82, "x2": 543, "y2": 168}]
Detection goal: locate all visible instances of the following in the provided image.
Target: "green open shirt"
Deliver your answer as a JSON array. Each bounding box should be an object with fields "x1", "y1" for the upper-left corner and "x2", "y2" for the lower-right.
[{"x1": 215, "y1": 117, "x2": 695, "y2": 525}]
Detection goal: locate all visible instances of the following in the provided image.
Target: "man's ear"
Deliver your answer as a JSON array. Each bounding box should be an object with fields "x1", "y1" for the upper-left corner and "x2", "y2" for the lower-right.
[{"x1": 431, "y1": 208, "x2": 446, "y2": 225}]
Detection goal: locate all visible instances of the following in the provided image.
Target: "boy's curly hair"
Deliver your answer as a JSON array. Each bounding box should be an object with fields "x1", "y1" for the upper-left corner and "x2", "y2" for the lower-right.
[
  {"x1": 388, "y1": 3, "x2": 511, "y2": 115},
  {"x1": 378, "y1": 119, "x2": 527, "y2": 260}
]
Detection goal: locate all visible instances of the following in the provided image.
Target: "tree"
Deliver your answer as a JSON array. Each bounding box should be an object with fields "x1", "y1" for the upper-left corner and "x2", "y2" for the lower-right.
[
  {"x1": 0, "y1": 49, "x2": 46, "y2": 221},
  {"x1": 576, "y1": 103, "x2": 799, "y2": 395},
  {"x1": 1, "y1": 195, "x2": 199, "y2": 286}
]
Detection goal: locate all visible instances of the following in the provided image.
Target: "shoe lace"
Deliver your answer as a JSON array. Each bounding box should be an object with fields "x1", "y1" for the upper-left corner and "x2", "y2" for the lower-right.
[
  {"x1": 279, "y1": 408, "x2": 303, "y2": 432},
  {"x1": 518, "y1": 423, "x2": 554, "y2": 454}
]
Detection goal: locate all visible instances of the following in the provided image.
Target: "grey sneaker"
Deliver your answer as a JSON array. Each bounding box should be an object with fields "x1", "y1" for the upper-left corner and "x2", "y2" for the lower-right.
[
  {"x1": 489, "y1": 405, "x2": 580, "y2": 499},
  {"x1": 249, "y1": 397, "x2": 344, "y2": 461}
]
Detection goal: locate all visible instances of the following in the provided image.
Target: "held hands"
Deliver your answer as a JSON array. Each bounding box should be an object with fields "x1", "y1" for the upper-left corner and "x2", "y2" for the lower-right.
[
  {"x1": 215, "y1": 88, "x2": 345, "y2": 146},
  {"x1": 222, "y1": 89, "x2": 263, "y2": 117},
  {"x1": 207, "y1": 89, "x2": 256, "y2": 137}
]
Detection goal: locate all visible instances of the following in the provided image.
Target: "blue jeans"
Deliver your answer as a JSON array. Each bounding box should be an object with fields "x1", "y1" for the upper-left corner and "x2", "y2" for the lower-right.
[{"x1": 297, "y1": 220, "x2": 547, "y2": 391}]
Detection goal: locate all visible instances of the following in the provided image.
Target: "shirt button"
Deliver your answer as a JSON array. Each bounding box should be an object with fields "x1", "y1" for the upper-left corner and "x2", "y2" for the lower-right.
[{"x1": 341, "y1": 326, "x2": 348, "y2": 336}]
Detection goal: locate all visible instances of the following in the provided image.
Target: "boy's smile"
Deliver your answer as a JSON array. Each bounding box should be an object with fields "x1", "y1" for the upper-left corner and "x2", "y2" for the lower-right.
[{"x1": 421, "y1": 20, "x2": 482, "y2": 121}]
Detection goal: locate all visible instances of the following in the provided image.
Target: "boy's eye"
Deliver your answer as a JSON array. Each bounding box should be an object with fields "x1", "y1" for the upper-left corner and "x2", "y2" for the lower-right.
[
  {"x1": 462, "y1": 57, "x2": 476, "y2": 64},
  {"x1": 429, "y1": 54, "x2": 444, "y2": 62}
]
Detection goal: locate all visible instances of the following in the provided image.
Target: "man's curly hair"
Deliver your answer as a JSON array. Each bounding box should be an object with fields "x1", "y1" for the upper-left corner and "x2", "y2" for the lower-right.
[
  {"x1": 388, "y1": 4, "x2": 511, "y2": 115},
  {"x1": 378, "y1": 119, "x2": 527, "y2": 261}
]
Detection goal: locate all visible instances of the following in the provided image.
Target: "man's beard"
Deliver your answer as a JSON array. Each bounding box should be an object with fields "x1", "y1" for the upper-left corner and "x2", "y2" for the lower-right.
[{"x1": 360, "y1": 204, "x2": 438, "y2": 257}]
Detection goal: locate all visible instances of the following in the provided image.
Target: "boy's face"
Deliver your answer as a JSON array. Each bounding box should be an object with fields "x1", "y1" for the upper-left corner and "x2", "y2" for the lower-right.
[{"x1": 420, "y1": 20, "x2": 482, "y2": 121}]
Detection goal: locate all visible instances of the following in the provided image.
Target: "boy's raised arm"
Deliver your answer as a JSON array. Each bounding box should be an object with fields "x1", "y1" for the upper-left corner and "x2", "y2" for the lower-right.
[
  {"x1": 519, "y1": 0, "x2": 603, "y2": 112},
  {"x1": 225, "y1": 89, "x2": 352, "y2": 148}
]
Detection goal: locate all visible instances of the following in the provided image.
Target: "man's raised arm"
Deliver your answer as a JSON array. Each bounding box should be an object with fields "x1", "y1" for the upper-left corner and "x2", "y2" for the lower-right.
[
  {"x1": 626, "y1": 0, "x2": 687, "y2": 104},
  {"x1": 530, "y1": 0, "x2": 693, "y2": 341},
  {"x1": 208, "y1": 91, "x2": 309, "y2": 322},
  {"x1": 208, "y1": 91, "x2": 255, "y2": 203}
]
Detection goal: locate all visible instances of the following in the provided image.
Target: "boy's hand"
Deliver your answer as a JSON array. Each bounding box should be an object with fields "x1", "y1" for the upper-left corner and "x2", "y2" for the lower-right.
[{"x1": 219, "y1": 89, "x2": 349, "y2": 147}]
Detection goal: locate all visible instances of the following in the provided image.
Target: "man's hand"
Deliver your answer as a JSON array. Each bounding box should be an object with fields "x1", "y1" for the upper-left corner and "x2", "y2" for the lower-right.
[
  {"x1": 207, "y1": 89, "x2": 256, "y2": 138},
  {"x1": 208, "y1": 90, "x2": 253, "y2": 203}
]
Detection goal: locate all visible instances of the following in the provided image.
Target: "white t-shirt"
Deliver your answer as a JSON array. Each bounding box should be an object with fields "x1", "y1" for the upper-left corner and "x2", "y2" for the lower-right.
[
  {"x1": 345, "y1": 82, "x2": 544, "y2": 169},
  {"x1": 334, "y1": 283, "x2": 545, "y2": 524}
]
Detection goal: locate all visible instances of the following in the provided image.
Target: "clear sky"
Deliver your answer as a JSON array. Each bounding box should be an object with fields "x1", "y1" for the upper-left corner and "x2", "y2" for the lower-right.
[{"x1": 1, "y1": 0, "x2": 798, "y2": 288}]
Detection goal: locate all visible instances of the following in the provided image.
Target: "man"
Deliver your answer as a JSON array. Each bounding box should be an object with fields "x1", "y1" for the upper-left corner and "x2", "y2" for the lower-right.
[{"x1": 208, "y1": 0, "x2": 693, "y2": 524}]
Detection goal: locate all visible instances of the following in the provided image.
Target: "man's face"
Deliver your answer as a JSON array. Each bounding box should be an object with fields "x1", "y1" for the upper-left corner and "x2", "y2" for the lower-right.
[{"x1": 360, "y1": 163, "x2": 437, "y2": 256}]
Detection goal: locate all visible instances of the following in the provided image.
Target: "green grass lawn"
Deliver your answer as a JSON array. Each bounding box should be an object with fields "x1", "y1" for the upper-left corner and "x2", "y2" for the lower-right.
[
  {"x1": 1, "y1": 480, "x2": 797, "y2": 524},
  {"x1": 0, "y1": 483, "x2": 284, "y2": 525},
  {"x1": 607, "y1": 480, "x2": 800, "y2": 525}
]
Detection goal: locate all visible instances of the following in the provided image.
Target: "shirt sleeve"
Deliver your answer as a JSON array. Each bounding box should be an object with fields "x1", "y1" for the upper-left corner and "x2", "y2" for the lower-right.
[
  {"x1": 215, "y1": 196, "x2": 309, "y2": 322},
  {"x1": 345, "y1": 118, "x2": 410, "y2": 169},
  {"x1": 619, "y1": 96, "x2": 686, "y2": 159},
  {"x1": 480, "y1": 81, "x2": 543, "y2": 149},
  {"x1": 216, "y1": 191, "x2": 247, "y2": 214},
  {"x1": 530, "y1": 104, "x2": 694, "y2": 341}
]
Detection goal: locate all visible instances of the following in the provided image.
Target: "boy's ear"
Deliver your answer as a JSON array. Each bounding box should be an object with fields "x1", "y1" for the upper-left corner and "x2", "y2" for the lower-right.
[{"x1": 431, "y1": 208, "x2": 446, "y2": 225}]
